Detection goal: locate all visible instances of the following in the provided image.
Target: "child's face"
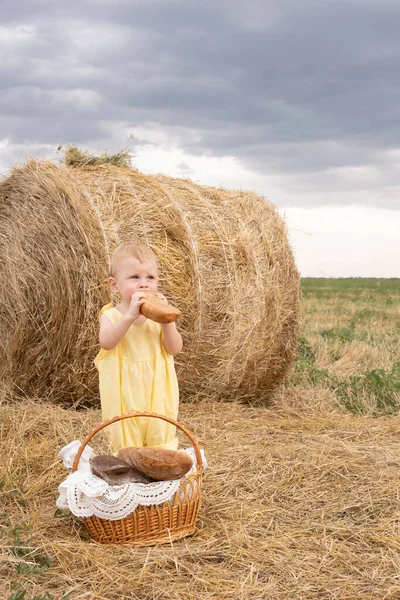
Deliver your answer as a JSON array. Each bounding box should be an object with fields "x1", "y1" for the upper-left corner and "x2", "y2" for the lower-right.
[{"x1": 110, "y1": 257, "x2": 158, "y2": 304}]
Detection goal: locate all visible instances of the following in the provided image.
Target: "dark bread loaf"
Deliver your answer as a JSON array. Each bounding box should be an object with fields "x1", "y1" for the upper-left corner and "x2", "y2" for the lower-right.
[
  {"x1": 118, "y1": 447, "x2": 193, "y2": 481},
  {"x1": 140, "y1": 294, "x2": 181, "y2": 324},
  {"x1": 90, "y1": 455, "x2": 153, "y2": 485}
]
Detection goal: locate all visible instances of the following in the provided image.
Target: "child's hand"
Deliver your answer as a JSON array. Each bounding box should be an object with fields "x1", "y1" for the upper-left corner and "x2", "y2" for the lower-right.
[{"x1": 127, "y1": 291, "x2": 148, "y2": 320}]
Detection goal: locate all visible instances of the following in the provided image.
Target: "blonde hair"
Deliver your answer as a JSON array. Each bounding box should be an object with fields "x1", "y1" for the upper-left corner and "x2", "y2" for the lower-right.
[{"x1": 110, "y1": 242, "x2": 158, "y2": 277}]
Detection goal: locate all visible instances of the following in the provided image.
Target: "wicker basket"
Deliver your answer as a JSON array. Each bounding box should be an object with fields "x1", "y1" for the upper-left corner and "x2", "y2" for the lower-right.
[{"x1": 71, "y1": 411, "x2": 203, "y2": 545}]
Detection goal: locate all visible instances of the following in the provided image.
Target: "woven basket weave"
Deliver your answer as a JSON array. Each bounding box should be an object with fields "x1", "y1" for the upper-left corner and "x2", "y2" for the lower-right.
[{"x1": 71, "y1": 411, "x2": 203, "y2": 545}]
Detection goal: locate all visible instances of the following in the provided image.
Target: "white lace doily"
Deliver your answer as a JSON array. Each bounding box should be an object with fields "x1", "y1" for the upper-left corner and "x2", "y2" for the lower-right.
[
  {"x1": 56, "y1": 444, "x2": 207, "y2": 520},
  {"x1": 58, "y1": 440, "x2": 96, "y2": 472}
]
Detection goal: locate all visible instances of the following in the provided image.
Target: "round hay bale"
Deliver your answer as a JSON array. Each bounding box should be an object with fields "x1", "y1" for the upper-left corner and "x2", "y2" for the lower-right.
[{"x1": 0, "y1": 159, "x2": 300, "y2": 405}]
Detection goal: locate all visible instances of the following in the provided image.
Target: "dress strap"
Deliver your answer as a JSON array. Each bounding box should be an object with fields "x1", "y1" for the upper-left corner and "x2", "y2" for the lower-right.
[{"x1": 98, "y1": 303, "x2": 116, "y2": 322}]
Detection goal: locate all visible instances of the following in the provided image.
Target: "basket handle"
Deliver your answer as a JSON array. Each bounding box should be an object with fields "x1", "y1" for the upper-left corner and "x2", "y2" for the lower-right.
[{"x1": 72, "y1": 411, "x2": 203, "y2": 473}]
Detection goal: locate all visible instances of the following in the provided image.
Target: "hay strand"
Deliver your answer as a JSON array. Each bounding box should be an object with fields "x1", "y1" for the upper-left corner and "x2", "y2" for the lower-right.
[{"x1": 64, "y1": 145, "x2": 132, "y2": 168}]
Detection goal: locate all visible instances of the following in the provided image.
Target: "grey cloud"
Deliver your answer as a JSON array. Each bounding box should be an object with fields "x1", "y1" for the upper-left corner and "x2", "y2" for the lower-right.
[{"x1": 1, "y1": 0, "x2": 400, "y2": 207}]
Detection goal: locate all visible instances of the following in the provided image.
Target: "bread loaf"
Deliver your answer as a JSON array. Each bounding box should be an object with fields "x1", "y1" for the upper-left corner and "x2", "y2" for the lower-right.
[
  {"x1": 118, "y1": 447, "x2": 193, "y2": 481},
  {"x1": 140, "y1": 294, "x2": 181, "y2": 324},
  {"x1": 90, "y1": 455, "x2": 153, "y2": 485},
  {"x1": 117, "y1": 447, "x2": 141, "y2": 467}
]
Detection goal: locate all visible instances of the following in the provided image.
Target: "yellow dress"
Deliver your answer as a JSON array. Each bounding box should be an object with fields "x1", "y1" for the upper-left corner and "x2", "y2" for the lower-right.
[{"x1": 94, "y1": 304, "x2": 179, "y2": 452}]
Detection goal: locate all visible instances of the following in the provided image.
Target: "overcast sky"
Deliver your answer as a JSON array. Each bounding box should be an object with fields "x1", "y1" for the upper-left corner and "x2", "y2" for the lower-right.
[{"x1": 1, "y1": 0, "x2": 399, "y2": 276}]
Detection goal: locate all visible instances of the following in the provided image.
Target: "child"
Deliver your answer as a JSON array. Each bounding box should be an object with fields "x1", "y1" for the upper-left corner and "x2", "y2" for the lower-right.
[{"x1": 94, "y1": 242, "x2": 183, "y2": 452}]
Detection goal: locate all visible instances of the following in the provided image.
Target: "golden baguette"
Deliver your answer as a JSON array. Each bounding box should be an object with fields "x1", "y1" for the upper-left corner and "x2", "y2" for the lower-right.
[{"x1": 140, "y1": 293, "x2": 181, "y2": 324}]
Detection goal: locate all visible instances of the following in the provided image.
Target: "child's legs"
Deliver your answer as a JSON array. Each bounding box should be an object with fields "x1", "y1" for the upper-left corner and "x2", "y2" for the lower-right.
[
  {"x1": 104, "y1": 419, "x2": 145, "y2": 452},
  {"x1": 104, "y1": 413, "x2": 178, "y2": 451},
  {"x1": 147, "y1": 437, "x2": 179, "y2": 450},
  {"x1": 147, "y1": 363, "x2": 179, "y2": 449},
  {"x1": 101, "y1": 387, "x2": 148, "y2": 451},
  {"x1": 144, "y1": 419, "x2": 178, "y2": 449}
]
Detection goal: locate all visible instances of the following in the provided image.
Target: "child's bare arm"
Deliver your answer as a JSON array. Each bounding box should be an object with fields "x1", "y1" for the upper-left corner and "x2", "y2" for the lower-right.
[
  {"x1": 99, "y1": 292, "x2": 146, "y2": 350},
  {"x1": 161, "y1": 322, "x2": 183, "y2": 356},
  {"x1": 99, "y1": 313, "x2": 135, "y2": 350},
  {"x1": 155, "y1": 292, "x2": 183, "y2": 356}
]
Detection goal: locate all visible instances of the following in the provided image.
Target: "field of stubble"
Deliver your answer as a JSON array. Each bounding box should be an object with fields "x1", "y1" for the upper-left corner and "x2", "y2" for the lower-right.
[{"x1": 1, "y1": 278, "x2": 399, "y2": 600}]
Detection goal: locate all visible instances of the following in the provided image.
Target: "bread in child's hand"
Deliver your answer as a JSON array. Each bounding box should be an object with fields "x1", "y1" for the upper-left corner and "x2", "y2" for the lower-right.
[
  {"x1": 90, "y1": 455, "x2": 152, "y2": 485},
  {"x1": 140, "y1": 293, "x2": 181, "y2": 324},
  {"x1": 118, "y1": 447, "x2": 193, "y2": 481}
]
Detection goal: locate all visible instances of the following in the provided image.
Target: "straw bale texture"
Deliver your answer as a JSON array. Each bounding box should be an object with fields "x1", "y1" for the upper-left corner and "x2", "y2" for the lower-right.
[{"x1": 0, "y1": 159, "x2": 299, "y2": 405}]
